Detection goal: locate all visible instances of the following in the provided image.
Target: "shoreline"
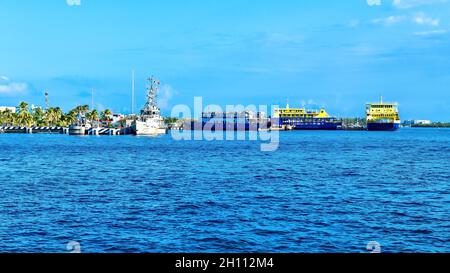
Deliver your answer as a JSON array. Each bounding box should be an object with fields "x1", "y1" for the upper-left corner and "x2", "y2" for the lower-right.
[{"x1": 0, "y1": 125, "x2": 448, "y2": 136}]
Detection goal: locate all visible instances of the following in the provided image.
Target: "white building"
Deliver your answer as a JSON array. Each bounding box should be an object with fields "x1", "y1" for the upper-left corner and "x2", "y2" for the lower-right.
[
  {"x1": 0, "y1": 106, "x2": 16, "y2": 113},
  {"x1": 112, "y1": 114, "x2": 125, "y2": 125},
  {"x1": 414, "y1": 120, "x2": 432, "y2": 125}
]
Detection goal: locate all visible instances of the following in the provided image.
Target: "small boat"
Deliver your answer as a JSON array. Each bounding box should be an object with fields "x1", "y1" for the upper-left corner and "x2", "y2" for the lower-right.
[{"x1": 68, "y1": 125, "x2": 86, "y2": 135}]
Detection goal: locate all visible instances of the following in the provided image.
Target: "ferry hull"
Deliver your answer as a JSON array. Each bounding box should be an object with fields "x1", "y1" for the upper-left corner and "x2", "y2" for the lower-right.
[
  {"x1": 187, "y1": 122, "x2": 269, "y2": 131},
  {"x1": 276, "y1": 118, "x2": 342, "y2": 130},
  {"x1": 132, "y1": 121, "x2": 167, "y2": 135},
  {"x1": 367, "y1": 122, "x2": 400, "y2": 131},
  {"x1": 292, "y1": 123, "x2": 342, "y2": 130}
]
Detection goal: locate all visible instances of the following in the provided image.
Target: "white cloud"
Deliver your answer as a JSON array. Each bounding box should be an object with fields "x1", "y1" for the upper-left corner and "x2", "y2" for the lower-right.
[
  {"x1": 348, "y1": 19, "x2": 360, "y2": 28},
  {"x1": 0, "y1": 82, "x2": 28, "y2": 95},
  {"x1": 414, "y1": 29, "x2": 448, "y2": 35},
  {"x1": 367, "y1": 0, "x2": 382, "y2": 6},
  {"x1": 0, "y1": 77, "x2": 28, "y2": 96},
  {"x1": 299, "y1": 99, "x2": 319, "y2": 108},
  {"x1": 371, "y1": 13, "x2": 440, "y2": 27},
  {"x1": 66, "y1": 0, "x2": 81, "y2": 6},
  {"x1": 371, "y1": 15, "x2": 406, "y2": 26},
  {"x1": 413, "y1": 13, "x2": 440, "y2": 26},
  {"x1": 393, "y1": 0, "x2": 448, "y2": 9},
  {"x1": 261, "y1": 33, "x2": 305, "y2": 47},
  {"x1": 349, "y1": 45, "x2": 382, "y2": 56}
]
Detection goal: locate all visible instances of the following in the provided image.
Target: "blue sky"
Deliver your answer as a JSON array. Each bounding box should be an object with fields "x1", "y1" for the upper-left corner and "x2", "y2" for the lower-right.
[{"x1": 1, "y1": 0, "x2": 450, "y2": 120}]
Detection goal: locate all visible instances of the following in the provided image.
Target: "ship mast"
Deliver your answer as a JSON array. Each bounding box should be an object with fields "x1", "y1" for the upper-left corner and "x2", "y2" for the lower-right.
[
  {"x1": 147, "y1": 76, "x2": 158, "y2": 108},
  {"x1": 44, "y1": 90, "x2": 49, "y2": 110},
  {"x1": 141, "y1": 76, "x2": 160, "y2": 117},
  {"x1": 131, "y1": 70, "x2": 135, "y2": 115},
  {"x1": 91, "y1": 88, "x2": 95, "y2": 110}
]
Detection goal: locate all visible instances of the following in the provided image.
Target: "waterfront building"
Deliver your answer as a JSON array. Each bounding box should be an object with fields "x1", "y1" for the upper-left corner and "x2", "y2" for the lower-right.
[
  {"x1": 414, "y1": 120, "x2": 432, "y2": 125},
  {"x1": 0, "y1": 106, "x2": 16, "y2": 113}
]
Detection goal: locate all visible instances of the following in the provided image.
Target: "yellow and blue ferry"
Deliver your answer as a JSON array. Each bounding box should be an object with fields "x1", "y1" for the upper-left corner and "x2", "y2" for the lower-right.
[
  {"x1": 273, "y1": 102, "x2": 342, "y2": 130},
  {"x1": 366, "y1": 97, "x2": 400, "y2": 131}
]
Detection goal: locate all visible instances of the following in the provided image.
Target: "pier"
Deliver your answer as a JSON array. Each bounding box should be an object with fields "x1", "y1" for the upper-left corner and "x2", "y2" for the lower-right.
[
  {"x1": 0, "y1": 126, "x2": 129, "y2": 135},
  {"x1": 0, "y1": 124, "x2": 369, "y2": 135},
  {"x1": 0, "y1": 126, "x2": 65, "y2": 134}
]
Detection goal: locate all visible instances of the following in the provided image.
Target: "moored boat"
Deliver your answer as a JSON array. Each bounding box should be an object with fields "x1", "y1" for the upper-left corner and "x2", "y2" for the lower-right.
[
  {"x1": 272, "y1": 102, "x2": 342, "y2": 130},
  {"x1": 131, "y1": 76, "x2": 167, "y2": 135},
  {"x1": 68, "y1": 125, "x2": 86, "y2": 135},
  {"x1": 366, "y1": 97, "x2": 400, "y2": 131}
]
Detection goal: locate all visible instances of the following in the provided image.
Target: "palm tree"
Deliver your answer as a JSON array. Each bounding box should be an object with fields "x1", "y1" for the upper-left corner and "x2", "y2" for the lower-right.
[
  {"x1": 90, "y1": 109, "x2": 100, "y2": 127},
  {"x1": 17, "y1": 102, "x2": 33, "y2": 127},
  {"x1": 45, "y1": 107, "x2": 63, "y2": 126},
  {"x1": 19, "y1": 101, "x2": 29, "y2": 113},
  {"x1": 101, "y1": 109, "x2": 113, "y2": 127},
  {"x1": 63, "y1": 110, "x2": 78, "y2": 126},
  {"x1": 1, "y1": 109, "x2": 15, "y2": 126},
  {"x1": 71, "y1": 105, "x2": 90, "y2": 126},
  {"x1": 85, "y1": 111, "x2": 92, "y2": 125},
  {"x1": 33, "y1": 107, "x2": 47, "y2": 126},
  {"x1": 54, "y1": 107, "x2": 64, "y2": 126},
  {"x1": 85, "y1": 109, "x2": 99, "y2": 128},
  {"x1": 81, "y1": 105, "x2": 90, "y2": 115},
  {"x1": 0, "y1": 110, "x2": 5, "y2": 125}
]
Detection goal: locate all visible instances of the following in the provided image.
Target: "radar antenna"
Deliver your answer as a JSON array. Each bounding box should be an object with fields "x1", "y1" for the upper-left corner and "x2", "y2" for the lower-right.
[{"x1": 44, "y1": 90, "x2": 49, "y2": 109}]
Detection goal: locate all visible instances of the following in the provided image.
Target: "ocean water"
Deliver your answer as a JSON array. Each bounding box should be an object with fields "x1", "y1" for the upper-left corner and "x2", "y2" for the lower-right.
[{"x1": 0, "y1": 128, "x2": 449, "y2": 253}]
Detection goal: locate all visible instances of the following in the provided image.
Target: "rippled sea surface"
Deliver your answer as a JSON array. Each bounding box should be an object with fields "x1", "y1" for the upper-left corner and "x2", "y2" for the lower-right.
[{"x1": 0, "y1": 128, "x2": 449, "y2": 253}]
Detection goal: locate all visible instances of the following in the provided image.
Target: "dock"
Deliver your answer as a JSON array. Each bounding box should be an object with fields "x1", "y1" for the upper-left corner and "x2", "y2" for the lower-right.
[{"x1": 0, "y1": 126, "x2": 130, "y2": 135}]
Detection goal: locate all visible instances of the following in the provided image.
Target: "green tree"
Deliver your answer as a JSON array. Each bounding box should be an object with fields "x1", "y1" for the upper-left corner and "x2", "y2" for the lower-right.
[
  {"x1": 0, "y1": 110, "x2": 5, "y2": 125},
  {"x1": 33, "y1": 107, "x2": 47, "y2": 126},
  {"x1": 17, "y1": 102, "x2": 33, "y2": 127},
  {"x1": 1, "y1": 109, "x2": 15, "y2": 126},
  {"x1": 164, "y1": 117, "x2": 180, "y2": 124},
  {"x1": 71, "y1": 105, "x2": 90, "y2": 126},
  {"x1": 101, "y1": 109, "x2": 113, "y2": 127},
  {"x1": 86, "y1": 109, "x2": 99, "y2": 127},
  {"x1": 63, "y1": 110, "x2": 78, "y2": 126},
  {"x1": 81, "y1": 105, "x2": 90, "y2": 115},
  {"x1": 101, "y1": 109, "x2": 112, "y2": 121},
  {"x1": 45, "y1": 107, "x2": 63, "y2": 126}
]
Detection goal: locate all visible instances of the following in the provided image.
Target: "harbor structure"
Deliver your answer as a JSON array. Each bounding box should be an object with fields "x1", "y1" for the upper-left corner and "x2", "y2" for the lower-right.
[
  {"x1": 0, "y1": 125, "x2": 124, "y2": 135},
  {"x1": 186, "y1": 111, "x2": 271, "y2": 131},
  {"x1": 366, "y1": 97, "x2": 400, "y2": 131}
]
